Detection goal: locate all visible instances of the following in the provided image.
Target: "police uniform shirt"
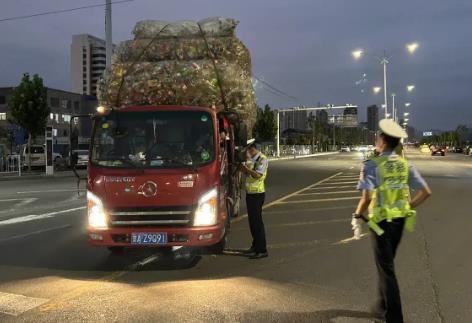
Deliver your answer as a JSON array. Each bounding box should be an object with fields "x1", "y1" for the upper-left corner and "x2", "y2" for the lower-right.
[
  {"x1": 250, "y1": 152, "x2": 268, "y2": 176},
  {"x1": 357, "y1": 151, "x2": 427, "y2": 201}
]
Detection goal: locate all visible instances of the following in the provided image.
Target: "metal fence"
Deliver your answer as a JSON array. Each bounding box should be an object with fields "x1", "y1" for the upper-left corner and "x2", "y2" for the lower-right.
[
  {"x1": 0, "y1": 155, "x2": 22, "y2": 176},
  {"x1": 261, "y1": 145, "x2": 330, "y2": 157}
]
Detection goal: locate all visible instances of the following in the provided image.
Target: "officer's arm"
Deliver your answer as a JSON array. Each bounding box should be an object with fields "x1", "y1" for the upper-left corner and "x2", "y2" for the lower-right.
[
  {"x1": 355, "y1": 189, "x2": 373, "y2": 215},
  {"x1": 247, "y1": 168, "x2": 262, "y2": 179},
  {"x1": 410, "y1": 185, "x2": 432, "y2": 209}
]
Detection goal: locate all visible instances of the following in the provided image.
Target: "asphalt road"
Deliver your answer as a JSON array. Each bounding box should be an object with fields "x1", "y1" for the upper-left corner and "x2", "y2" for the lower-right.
[{"x1": 0, "y1": 151, "x2": 471, "y2": 322}]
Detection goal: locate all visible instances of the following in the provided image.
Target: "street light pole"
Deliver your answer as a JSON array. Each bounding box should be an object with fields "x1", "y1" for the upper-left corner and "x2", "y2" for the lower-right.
[
  {"x1": 105, "y1": 0, "x2": 112, "y2": 69},
  {"x1": 391, "y1": 93, "x2": 396, "y2": 122},
  {"x1": 381, "y1": 55, "x2": 389, "y2": 118},
  {"x1": 276, "y1": 111, "x2": 280, "y2": 158}
]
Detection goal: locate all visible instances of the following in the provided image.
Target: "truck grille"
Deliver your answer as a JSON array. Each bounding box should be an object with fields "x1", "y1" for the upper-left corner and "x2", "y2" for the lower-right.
[{"x1": 108, "y1": 206, "x2": 194, "y2": 227}]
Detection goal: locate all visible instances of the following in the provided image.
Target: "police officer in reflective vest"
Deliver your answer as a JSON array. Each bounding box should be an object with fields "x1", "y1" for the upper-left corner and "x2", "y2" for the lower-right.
[
  {"x1": 240, "y1": 142, "x2": 269, "y2": 259},
  {"x1": 353, "y1": 119, "x2": 432, "y2": 323}
]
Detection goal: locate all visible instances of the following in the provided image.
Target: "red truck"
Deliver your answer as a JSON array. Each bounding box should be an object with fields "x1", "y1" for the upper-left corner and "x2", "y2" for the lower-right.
[{"x1": 72, "y1": 105, "x2": 245, "y2": 254}]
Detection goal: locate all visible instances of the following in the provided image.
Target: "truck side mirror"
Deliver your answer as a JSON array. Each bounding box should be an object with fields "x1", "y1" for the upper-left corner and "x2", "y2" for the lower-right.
[{"x1": 235, "y1": 124, "x2": 247, "y2": 147}]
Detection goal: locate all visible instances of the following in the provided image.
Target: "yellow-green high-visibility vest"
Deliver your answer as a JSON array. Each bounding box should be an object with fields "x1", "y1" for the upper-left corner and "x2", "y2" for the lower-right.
[
  {"x1": 245, "y1": 153, "x2": 268, "y2": 194},
  {"x1": 368, "y1": 154, "x2": 417, "y2": 235}
]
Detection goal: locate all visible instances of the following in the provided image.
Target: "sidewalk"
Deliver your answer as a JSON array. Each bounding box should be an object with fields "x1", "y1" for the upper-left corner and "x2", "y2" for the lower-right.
[
  {"x1": 0, "y1": 153, "x2": 338, "y2": 181},
  {"x1": 0, "y1": 170, "x2": 85, "y2": 182}
]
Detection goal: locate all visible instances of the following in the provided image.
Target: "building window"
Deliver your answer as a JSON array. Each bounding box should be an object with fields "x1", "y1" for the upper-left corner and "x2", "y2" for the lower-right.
[
  {"x1": 0, "y1": 96, "x2": 6, "y2": 105},
  {"x1": 83, "y1": 67, "x2": 87, "y2": 72},
  {"x1": 92, "y1": 54, "x2": 106, "y2": 58},
  {"x1": 50, "y1": 97, "x2": 60, "y2": 107},
  {"x1": 74, "y1": 101, "x2": 80, "y2": 112},
  {"x1": 63, "y1": 115, "x2": 71, "y2": 123},
  {"x1": 0, "y1": 112, "x2": 6, "y2": 120},
  {"x1": 83, "y1": 87, "x2": 87, "y2": 92},
  {"x1": 55, "y1": 114, "x2": 59, "y2": 123},
  {"x1": 92, "y1": 66, "x2": 105, "y2": 71},
  {"x1": 50, "y1": 113, "x2": 54, "y2": 120},
  {"x1": 83, "y1": 54, "x2": 86, "y2": 59},
  {"x1": 61, "y1": 99, "x2": 69, "y2": 109}
]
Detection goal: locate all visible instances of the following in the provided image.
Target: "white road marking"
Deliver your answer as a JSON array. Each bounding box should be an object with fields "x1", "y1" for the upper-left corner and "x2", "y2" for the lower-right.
[
  {"x1": 231, "y1": 172, "x2": 343, "y2": 223},
  {"x1": 0, "y1": 206, "x2": 86, "y2": 226},
  {"x1": 269, "y1": 218, "x2": 349, "y2": 227},
  {"x1": 334, "y1": 233, "x2": 368, "y2": 245},
  {"x1": 305, "y1": 185, "x2": 356, "y2": 190},
  {"x1": 0, "y1": 292, "x2": 49, "y2": 316},
  {"x1": 0, "y1": 224, "x2": 72, "y2": 243},
  {"x1": 297, "y1": 190, "x2": 358, "y2": 196},
  {"x1": 318, "y1": 181, "x2": 358, "y2": 185},
  {"x1": 0, "y1": 198, "x2": 38, "y2": 214},
  {"x1": 263, "y1": 205, "x2": 357, "y2": 215},
  {"x1": 276, "y1": 196, "x2": 359, "y2": 204},
  {"x1": 16, "y1": 189, "x2": 85, "y2": 194}
]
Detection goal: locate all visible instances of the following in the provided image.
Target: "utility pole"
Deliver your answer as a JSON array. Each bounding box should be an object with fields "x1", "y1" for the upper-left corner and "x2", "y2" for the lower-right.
[
  {"x1": 381, "y1": 54, "x2": 389, "y2": 119},
  {"x1": 105, "y1": 0, "x2": 112, "y2": 69},
  {"x1": 391, "y1": 93, "x2": 396, "y2": 122},
  {"x1": 276, "y1": 111, "x2": 280, "y2": 157}
]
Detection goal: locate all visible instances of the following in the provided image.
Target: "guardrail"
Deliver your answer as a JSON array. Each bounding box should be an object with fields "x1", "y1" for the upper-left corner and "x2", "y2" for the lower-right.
[{"x1": 0, "y1": 155, "x2": 22, "y2": 176}]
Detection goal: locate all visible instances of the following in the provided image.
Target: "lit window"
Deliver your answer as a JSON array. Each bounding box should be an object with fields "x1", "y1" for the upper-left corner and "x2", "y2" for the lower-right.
[
  {"x1": 55, "y1": 114, "x2": 59, "y2": 122},
  {"x1": 50, "y1": 113, "x2": 54, "y2": 120},
  {"x1": 63, "y1": 115, "x2": 71, "y2": 123},
  {"x1": 0, "y1": 112, "x2": 6, "y2": 120}
]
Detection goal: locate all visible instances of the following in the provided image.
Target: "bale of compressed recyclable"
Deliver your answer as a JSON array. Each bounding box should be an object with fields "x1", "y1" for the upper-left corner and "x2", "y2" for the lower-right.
[{"x1": 98, "y1": 17, "x2": 257, "y2": 133}]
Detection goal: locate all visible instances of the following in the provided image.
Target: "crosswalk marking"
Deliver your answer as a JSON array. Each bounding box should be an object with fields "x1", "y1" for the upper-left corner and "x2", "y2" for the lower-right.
[
  {"x1": 276, "y1": 196, "x2": 359, "y2": 204},
  {"x1": 0, "y1": 292, "x2": 48, "y2": 316},
  {"x1": 306, "y1": 185, "x2": 356, "y2": 190},
  {"x1": 297, "y1": 190, "x2": 358, "y2": 196}
]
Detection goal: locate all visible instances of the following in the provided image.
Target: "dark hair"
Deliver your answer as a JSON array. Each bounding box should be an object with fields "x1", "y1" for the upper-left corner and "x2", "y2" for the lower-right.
[
  {"x1": 247, "y1": 143, "x2": 257, "y2": 149},
  {"x1": 380, "y1": 133, "x2": 400, "y2": 149}
]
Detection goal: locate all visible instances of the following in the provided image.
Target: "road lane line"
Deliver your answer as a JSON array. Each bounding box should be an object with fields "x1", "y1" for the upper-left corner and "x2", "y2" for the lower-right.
[
  {"x1": 0, "y1": 292, "x2": 49, "y2": 316},
  {"x1": 231, "y1": 172, "x2": 343, "y2": 223},
  {"x1": 317, "y1": 181, "x2": 358, "y2": 185},
  {"x1": 0, "y1": 224, "x2": 72, "y2": 243},
  {"x1": 263, "y1": 205, "x2": 357, "y2": 215},
  {"x1": 0, "y1": 206, "x2": 86, "y2": 226},
  {"x1": 276, "y1": 196, "x2": 359, "y2": 204},
  {"x1": 296, "y1": 190, "x2": 358, "y2": 196},
  {"x1": 334, "y1": 233, "x2": 368, "y2": 245},
  {"x1": 0, "y1": 198, "x2": 38, "y2": 214},
  {"x1": 305, "y1": 185, "x2": 356, "y2": 190},
  {"x1": 16, "y1": 189, "x2": 86, "y2": 194}
]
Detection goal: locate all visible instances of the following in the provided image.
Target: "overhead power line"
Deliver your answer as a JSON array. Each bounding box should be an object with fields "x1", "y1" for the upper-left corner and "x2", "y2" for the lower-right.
[
  {"x1": 253, "y1": 75, "x2": 298, "y2": 101},
  {"x1": 0, "y1": 0, "x2": 135, "y2": 23}
]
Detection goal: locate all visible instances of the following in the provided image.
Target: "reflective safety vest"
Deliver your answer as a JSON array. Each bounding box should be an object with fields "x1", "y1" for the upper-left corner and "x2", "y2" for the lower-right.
[
  {"x1": 367, "y1": 155, "x2": 417, "y2": 236},
  {"x1": 245, "y1": 153, "x2": 268, "y2": 194}
]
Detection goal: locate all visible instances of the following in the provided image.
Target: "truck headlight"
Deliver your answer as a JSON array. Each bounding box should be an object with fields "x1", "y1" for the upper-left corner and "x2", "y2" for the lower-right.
[
  {"x1": 87, "y1": 191, "x2": 108, "y2": 228},
  {"x1": 194, "y1": 188, "x2": 218, "y2": 227}
]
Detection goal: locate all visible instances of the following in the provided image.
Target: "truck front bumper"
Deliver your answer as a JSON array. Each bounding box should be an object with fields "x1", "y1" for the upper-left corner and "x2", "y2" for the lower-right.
[{"x1": 87, "y1": 224, "x2": 225, "y2": 247}]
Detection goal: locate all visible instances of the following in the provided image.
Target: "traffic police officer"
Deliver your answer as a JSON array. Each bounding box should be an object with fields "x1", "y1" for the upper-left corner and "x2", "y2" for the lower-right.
[
  {"x1": 353, "y1": 119, "x2": 432, "y2": 323},
  {"x1": 240, "y1": 142, "x2": 269, "y2": 259}
]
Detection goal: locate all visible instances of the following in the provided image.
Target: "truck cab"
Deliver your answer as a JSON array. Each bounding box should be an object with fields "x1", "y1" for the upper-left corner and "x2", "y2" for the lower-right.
[{"x1": 82, "y1": 105, "x2": 244, "y2": 253}]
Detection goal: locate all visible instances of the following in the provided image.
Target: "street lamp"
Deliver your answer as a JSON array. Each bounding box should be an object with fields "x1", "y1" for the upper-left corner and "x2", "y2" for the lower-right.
[
  {"x1": 405, "y1": 102, "x2": 411, "y2": 107},
  {"x1": 407, "y1": 84, "x2": 415, "y2": 92},
  {"x1": 373, "y1": 86, "x2": 382, "y2": 94},
  {"x1": 386, "y1": 113, "x2": 392, "y2": 118},
  {"x1": 351, "y1": 49, "x2": 364, "y2": 60},
  {"x1": 404, "y1": 112, "x2": 410, "y2": 116},
  {"x1": 406, "y1": 42, "x2": 419, "y2": 54}
]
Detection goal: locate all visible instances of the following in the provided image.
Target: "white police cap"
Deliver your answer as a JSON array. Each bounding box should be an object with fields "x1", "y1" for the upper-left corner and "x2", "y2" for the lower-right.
[{"x1": 378, "y1": 119, "x2": 407, "y2": 139}]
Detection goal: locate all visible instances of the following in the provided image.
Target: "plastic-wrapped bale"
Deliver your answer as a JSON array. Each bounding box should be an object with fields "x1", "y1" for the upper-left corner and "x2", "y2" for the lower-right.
[
  {"x1": 98, "y1": 60, "x2": 257, "y2": 131},
  {"x1": 113, "y1": 37, "x2": 251, "y2": 72},
  {"x1": 132, "y1": 17, "x2": 239, "y2": 39}
]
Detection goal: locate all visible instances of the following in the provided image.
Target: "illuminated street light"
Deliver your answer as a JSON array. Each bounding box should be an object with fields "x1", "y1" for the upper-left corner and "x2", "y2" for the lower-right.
[
  {"x1": 406, "y1": 42, "x2": 419, "y2": 54},
  {"x1": 386, "y1": 113, "x2": 392, "y2": 118},
  {"x1": 373, "y1": 86, "x2": 382, "y2": 94},
  {"x1": 404, "y1": 118, "x2": 409, "y2": 122},
  {"x1": 352, "y1": 49, "x2": 364, "y2": 60},
  {"x1": 405, "y1": 102, "x2": 411, "y2": 107},
  {"x1": 407, "y1": 85, "x2": 415, "y2": 92},
  {"x1": 404, "y1": 112, "x2": 410, "y2": 116}
]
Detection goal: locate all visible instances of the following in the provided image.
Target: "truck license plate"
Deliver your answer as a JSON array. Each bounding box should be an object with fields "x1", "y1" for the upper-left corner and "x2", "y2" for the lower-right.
[{"x1": 131, "y1": 232, "x2": 167, "y2": 245}]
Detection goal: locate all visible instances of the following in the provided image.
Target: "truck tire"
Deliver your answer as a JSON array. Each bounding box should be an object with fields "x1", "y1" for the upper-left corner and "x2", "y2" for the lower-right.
[
  {"x1": 208, "y1": 218, "x2": 230, "y2": 254},
  {"x1": 107, "y1": 246, "x2": 125, "y2": 254}
]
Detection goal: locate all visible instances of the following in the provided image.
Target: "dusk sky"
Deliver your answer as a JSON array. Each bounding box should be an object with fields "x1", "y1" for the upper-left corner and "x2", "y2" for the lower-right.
[{"x1": 1, "y1": 0, "x2": 471, "y2": 131}]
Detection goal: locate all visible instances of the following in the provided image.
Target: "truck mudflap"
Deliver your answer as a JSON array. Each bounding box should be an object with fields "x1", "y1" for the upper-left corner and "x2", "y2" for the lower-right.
[{"x1": 87, "y1": 224, "x2": 225, "y2": 248}]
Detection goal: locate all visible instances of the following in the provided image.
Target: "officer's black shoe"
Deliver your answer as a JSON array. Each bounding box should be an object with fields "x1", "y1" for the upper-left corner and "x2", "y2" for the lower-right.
[
  {"x1": 243, "y1": 247, "x2": 255, "y2": 254},
  {"x1": 249, "y1": 252, "x2": 268, "y2": 259}
]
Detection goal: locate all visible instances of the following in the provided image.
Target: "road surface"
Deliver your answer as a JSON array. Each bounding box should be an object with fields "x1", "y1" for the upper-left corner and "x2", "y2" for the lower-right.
[{"x1": 0, "y1": 151, "x2": 471, "y2": 322}]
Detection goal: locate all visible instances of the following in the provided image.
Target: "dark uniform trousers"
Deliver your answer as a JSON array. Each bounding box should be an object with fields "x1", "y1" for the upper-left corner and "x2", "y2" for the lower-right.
[
  {"x1": 371, "y1": 218, "x2": 405, "y2": 323},
  {"x1": 246, "y1": 192, "x2": 267, "y2": 253}
]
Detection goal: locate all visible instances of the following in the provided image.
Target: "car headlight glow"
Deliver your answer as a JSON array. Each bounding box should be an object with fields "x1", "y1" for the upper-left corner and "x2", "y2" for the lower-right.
[
  {"x1": 194, "y1": 188, "x2": 218, "y2": 227},
  {"x1": 87, "y1": 191, "x2": 108, "y2": 228}
]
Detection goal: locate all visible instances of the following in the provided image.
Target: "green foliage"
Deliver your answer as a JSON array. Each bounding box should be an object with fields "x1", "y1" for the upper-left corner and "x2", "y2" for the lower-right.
[
  {"x1": 253, "y1": 104, "x2": 277, "y2": 142},
  {"x1": 8, "y1": 73, "x2": 49, "y2": 138}
]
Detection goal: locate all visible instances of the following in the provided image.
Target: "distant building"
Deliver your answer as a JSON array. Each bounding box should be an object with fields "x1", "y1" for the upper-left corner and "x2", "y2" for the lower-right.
[
  {"x1": 0, "y1": 87, "x2": 96, "y2": 154},
  {"x1": 71, "y1": 34, "x2": 115, "y2": 97},
  {"x1": 279, "y1": 109, "x2": 309, "y2": 132},
  {"x1": 342, "y1": 107, "x2": 358, "y2": 127},
  {"x1": 367, "y1": 105, "x2": 379, "y2": 132}
]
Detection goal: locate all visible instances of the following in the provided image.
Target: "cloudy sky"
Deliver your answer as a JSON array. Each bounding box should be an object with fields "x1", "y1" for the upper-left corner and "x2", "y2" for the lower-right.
[{"x1": 1, "y1": 0, "x2": 471, "y2": 130}]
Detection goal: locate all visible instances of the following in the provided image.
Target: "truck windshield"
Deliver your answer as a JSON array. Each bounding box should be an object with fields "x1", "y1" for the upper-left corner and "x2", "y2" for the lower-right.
[{"x1": 91, "y1": 110, "x2": 215, "y2": 169}]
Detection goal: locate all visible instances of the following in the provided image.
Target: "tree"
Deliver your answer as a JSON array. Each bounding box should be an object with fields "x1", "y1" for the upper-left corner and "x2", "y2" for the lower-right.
[
  {"x1": 455, "y1": 125, "x2": 468, "y2": 146},
  {"x1": 8, "y1": 73, "x2": 49, "y2": 171},
  {"x1": 253, "y1": 104, "x2": 277, "y2": 142}
]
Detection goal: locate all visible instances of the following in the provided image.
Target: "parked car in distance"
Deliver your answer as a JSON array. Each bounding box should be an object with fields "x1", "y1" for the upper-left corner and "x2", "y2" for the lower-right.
[
  {"x1": 431, "y1": 146, "x2": 446, "y2": 156},
  {"x1": 452, "y1": 147, "x2": 464, "y2": 153},
  {"x1": 68, "y1": 149, "x2": 89, "y2": 168},
  {"x1": 340, "y1": 146, "x2": 351, "y2": 152},
  {"x1": 21, "y1": 145, "x2": 62, "y2": 169}
]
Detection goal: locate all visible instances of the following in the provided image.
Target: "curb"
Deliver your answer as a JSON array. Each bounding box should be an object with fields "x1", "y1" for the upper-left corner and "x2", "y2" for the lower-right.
[
  {"x1": 0, "y1": 171, "x2": 84, "y2": 182},
  {"x1": 268, "y1": 152, "x2": 339, "y2": 162}
]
